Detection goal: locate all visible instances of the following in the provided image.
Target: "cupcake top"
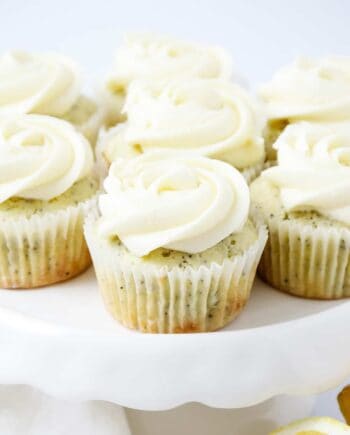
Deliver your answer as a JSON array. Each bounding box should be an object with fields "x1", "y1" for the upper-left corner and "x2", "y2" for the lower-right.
[
  {"x1": 262, "y1": 121, "x2": 350, "y2": 225},
  {"x1": 98, "y1": 151, "x2": 250, "y2": 256},
  {"x1": 106, "y1": 33, "x2": 233, "y2": 94},
  {"x1": 259, "y1": 56, "x2": 350, "y2": 121},
  {"x1": 103, "y1": 79, "x2": 265, "y2": 168},
  {"x1": 0, "y1": 51, "x2": 81, "y2": 116},
  {"x1": 0, "y1": 114, "x2": 93, "y2": 202}
]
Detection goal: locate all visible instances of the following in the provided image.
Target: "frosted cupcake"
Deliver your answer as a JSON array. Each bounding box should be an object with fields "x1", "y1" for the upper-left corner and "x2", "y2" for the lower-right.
[
  {"x1": 99, "y1": 79, "x2": 266, "y2": 183},
  {"x1": 259, "y1": 56, "x2": 350, "y2": 160},
  {"x1": 85, "y1": 151, "x2": 267, "y2": 333},
  {"x1": 0, "y1": 51, "x2": 105, "y2": 143},
  {"x1": 251, "y1": 121, "x2": 350, "y2": 299},
  {"x1": 0, "y1": 114, "x2": 98, "y2": 288},
  {"x1": 102, "y1": 33, "x2": 234, "y2": 125}
]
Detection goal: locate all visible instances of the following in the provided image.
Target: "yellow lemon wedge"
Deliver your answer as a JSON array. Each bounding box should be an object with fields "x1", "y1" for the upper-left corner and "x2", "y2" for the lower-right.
[{"x1": 270, "y1": 417, "x2": 350, "y2": 434}]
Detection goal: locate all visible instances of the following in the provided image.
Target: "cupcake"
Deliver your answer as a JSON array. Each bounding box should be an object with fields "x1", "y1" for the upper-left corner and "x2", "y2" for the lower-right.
[
  {"x1": 0, "y1": 51, "x2": 105, "y2": 143},
  {"x1": 0, "y1": 114, "x2": 99, "y2": 289},
  {"x1": 101, "y1": 33, "x2": 234, "y2": 125},
  {"x1": 99, "y1": 79, "x2": 266, "y2": 183},
  {"x1": 259, "y1": 56, "x2": 350, "y2": 160},
  {"x1": 251, "y1": 121, "x2": 350, "y2": 299},
  {"x1": 85, "y1": 151, "x2": 267, "y2": 333}
]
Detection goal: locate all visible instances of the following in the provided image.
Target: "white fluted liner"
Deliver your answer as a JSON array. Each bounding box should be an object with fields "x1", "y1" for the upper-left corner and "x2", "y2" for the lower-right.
[
  {"x1": 242, "y1": 160, "x2": 273, "y2": 184},
  {"x1": 94, "y1": 127, "x2": 110, "y2": 181},
  {"x1": 263, "y1": 120, "x2": 288, "y2": 162},
  {"x1": 0, "y1": 196, "x2": 98, "y2": 289},
  {"x1": 85, "y1": 214, "x2": 267, "y2": 333},
  {"x1": 77, "y1": 103, "x2": 107, "y2": 146},
  {"x1": 96, "y1": 82, "x2": 128, "y2": 127},
  {"x1": 258, "y1": 216, "x2": 350, "y2": 299},
  {"x1": 241, "y1": 161, "x2": 263, "y2": 185}
]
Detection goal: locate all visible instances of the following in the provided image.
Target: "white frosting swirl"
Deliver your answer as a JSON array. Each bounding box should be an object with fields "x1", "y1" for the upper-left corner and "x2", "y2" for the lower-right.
[
  {"x1": 262, "y1": 121, "x2": 350, "y2": 225},
  {"x1": 0, "y1": 51, "x2": 81, "y2": 116},
  {"x1": 0, "y1": 115, "x2": 93, "y2": 202},
  {"x1": 98, "y1": 152, "x2": 250, "y2": 256},
  {"x1": 106, "y1": 33, "x2": 233, "y2": 93},
  {"x1": 259, "y1": 56, "x2": 350, "y2": 121},
  {"x1": 103, "y1": 79, "x2": 265, "y2": 168}
]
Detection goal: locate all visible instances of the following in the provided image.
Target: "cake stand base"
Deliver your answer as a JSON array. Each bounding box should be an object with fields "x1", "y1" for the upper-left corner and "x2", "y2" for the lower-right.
[{"x1": 127, "y1": 395, "x2": 315, "y2": 435}]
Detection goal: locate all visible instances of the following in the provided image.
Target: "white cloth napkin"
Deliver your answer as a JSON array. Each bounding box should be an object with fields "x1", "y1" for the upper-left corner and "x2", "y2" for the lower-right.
[{"x1": 0, "y1": 385, "x2": 131, "y2": 435}]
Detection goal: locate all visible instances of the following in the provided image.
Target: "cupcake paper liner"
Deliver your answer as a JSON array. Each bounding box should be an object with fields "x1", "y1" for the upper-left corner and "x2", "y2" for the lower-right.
[
  {"x1": 242, "y1": 160, "x2": 269, "y2": 184},
  {"x1": 77, "y1": 104, "x2": 107, "y2": 146},
  {"x1": 258, "y1": 215, "x2": 350, "y2": 299},
  {"x1": 94, "y1": 127, "x2": 110, "y2": 181},
  {"x1": 0, "y1": 196, "x2": 98, "y2": 289},
  {"x1": 263, "y1": 121, "x2": 288, "y2": 162},
  {"x1": 85, "y1": 213, "x2": 267, "y2": 333},
  {"x1": 242, "y1": 161, "x2": 264, "y2": 185},
  {"x1": 97, "y1": 86, "x2": 126, "y2": 127}
]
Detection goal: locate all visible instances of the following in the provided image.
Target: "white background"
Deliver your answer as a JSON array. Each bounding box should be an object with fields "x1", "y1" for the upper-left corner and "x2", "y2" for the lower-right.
[
  {"x1": 1, "y1": 0, "x2": 349, "y2": 86},
  {"x1": 0, "y1": 0, "x2": 349, "y2": 432}
]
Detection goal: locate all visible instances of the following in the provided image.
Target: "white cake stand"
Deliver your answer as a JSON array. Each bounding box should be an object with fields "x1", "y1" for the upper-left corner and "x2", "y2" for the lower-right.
[
  {"x1": 0, "y1": 267, "x2": 349, "y2": 410},
  {"x1": 0, "y1": 268, "x2": 349, "y2": 433}
]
